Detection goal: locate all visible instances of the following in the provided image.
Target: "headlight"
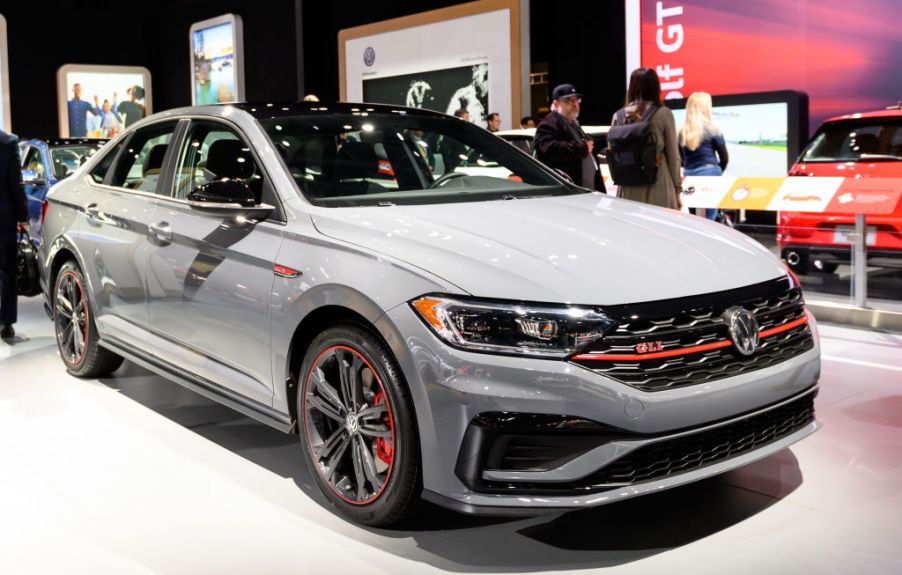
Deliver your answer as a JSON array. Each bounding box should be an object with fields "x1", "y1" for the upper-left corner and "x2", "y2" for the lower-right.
[{"x1": 411, "y1": 296, "x2": 619, "y2": 358}]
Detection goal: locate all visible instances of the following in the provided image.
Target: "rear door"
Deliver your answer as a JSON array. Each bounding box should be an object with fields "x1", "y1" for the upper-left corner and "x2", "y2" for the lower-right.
[
  {"x1": 145, "y1": 119, "x2": 283, "y2": 405},
  {"x1": 76, "y1": 121, "x2": 180, "y2": 345}
]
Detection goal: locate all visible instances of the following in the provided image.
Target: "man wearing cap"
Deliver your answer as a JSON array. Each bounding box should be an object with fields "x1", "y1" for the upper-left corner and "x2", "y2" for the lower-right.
[{"x1": 534, "y1": 83, "x2": 599, "y2": 189}]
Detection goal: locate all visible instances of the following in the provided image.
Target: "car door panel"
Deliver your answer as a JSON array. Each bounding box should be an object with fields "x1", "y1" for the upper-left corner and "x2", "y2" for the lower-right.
[{"x1": 145, "y1": 120, "x2": 279, "y2": 405}]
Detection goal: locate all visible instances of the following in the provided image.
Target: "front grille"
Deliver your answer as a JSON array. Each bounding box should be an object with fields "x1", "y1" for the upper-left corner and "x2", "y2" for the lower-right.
[
  {"x1": 474, "y1": 390, "x2": 816, "y2": 495},
  {"x1": 572, "y1": 277, "x2": 814, "y2": 391}
]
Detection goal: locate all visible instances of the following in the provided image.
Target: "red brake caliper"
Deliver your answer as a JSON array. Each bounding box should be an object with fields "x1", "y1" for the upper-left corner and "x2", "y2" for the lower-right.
[{"x1": 373, "y1": 392, "x2": 393, "y2": 464}]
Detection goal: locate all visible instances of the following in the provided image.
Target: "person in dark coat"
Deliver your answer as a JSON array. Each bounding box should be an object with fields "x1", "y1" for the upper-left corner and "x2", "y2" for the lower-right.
[
  {"x1": 533, "y1": 83, "x2": 599, "y2": 189},
  {"x1": 0, "y1": 129, "x2": 27, "y2": 339}
]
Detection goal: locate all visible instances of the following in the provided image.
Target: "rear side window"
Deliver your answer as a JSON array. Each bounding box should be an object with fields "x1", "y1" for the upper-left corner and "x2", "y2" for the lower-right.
[
  {"x1": 89, "y1": 142, "x2": 122, "y2": 183},
  {"x1": 108, "y1": 121, "x2": 179, "y2": 192},
  {"x1": 801, "y1": 119, "x2": 902, "y2": 162}
]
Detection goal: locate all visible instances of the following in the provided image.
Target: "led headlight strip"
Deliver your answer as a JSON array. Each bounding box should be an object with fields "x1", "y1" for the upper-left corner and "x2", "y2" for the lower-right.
[{"x1": 411, "y1": 296, "x2": 618, "y2": 358}]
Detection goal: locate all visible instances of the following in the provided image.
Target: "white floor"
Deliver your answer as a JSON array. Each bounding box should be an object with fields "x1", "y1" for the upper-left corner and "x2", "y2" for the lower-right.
[{"x1": 2, "y1": 295, "x2": 902, "y2": 575}]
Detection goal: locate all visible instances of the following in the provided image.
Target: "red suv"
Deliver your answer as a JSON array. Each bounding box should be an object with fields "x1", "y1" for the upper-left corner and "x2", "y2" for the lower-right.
[{"x1": 779, "y1": 104, "x2": 902, "y2": 273}]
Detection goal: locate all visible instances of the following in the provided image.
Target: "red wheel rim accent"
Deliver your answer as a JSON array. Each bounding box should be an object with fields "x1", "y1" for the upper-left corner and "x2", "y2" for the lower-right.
[
  {"x1": 302, "y1": 345, "x2": 396, "y2": 506},
  {"x1": 55, "y1": 271, "x2": 89, "y2": 366}
]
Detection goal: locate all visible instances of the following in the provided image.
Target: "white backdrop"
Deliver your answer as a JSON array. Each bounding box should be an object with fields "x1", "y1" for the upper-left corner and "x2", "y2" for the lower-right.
[{"x1": 343, "y1": 9, "x2": 514, "y2": 129}]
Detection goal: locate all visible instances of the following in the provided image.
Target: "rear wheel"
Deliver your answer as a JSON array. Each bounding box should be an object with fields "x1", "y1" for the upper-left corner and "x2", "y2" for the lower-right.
[
  {"x1": 298, "y1": 323, "x2": 421, "y2": 526},
  {"x1": 53, "y1": 261, "x2": 123, "y2": 377}
]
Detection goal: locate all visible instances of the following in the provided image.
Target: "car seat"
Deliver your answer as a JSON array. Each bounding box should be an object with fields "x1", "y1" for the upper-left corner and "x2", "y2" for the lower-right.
[
  {"x1": 855, "y1": 133, "x2": 880, "y2": 155},
  {"x1": 334, "y1": 141, "x2": 384, "y2": 196},
  {"x1": 134, "y1": 143, "x2": 168, "y2": 192},
  {"x1": 204, "y1": 139, "x2": 261, "y2": 202}
]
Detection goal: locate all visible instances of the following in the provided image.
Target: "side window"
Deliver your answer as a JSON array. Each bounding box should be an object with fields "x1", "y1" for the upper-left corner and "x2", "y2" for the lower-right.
[
  {"x1": 22, "y1": 147, "x2": 45, "y2": 179},
  {"x1": 90, "y1": 140, "x2": 127, "y2": 184},
  {"x1": 172, "y1": 121, "x2": 263, "y2": 202},
  {"x1": 108, "y1": 121, "x2": 178, "y2": 192}
]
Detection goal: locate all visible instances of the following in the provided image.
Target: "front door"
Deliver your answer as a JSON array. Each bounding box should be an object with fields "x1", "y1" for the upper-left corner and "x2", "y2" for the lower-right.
[{"x1": 146, "y1": 120, "x2": 282, "y2": 405}]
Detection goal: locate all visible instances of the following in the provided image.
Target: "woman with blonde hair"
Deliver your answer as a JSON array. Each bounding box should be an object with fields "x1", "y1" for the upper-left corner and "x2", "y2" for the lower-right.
[{"x1": 679, "y1": 91, "x2": 728, "y2": 219}]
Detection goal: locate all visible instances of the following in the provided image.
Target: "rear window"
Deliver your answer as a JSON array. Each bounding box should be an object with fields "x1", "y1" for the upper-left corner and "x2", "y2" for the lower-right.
[{"x1": 800, "y1": 119, "x2": 902, "y2": 163}]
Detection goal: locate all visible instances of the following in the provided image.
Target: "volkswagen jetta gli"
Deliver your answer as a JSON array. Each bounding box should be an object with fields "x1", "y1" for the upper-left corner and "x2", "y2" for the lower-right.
[{"x1": 39, "y1": 102, "x2": 820, "y2": 526}]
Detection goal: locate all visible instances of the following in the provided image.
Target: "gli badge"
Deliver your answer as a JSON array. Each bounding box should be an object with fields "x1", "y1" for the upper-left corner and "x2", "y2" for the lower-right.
[
  {"x1": 636, "y1": 341, "x2": 664, "y2": 354},
  {"x1": 723, "y1": 306, "x2": 759, "y2": 356}
]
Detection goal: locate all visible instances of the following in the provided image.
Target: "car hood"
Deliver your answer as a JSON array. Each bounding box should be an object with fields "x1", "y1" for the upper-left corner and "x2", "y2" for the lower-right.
[{"x1": 310, "y1": 193, "x2": 786, "y2": 305}]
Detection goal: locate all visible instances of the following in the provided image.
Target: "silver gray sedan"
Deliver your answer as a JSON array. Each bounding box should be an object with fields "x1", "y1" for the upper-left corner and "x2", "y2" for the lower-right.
[{"x1": 39, "y1": 102, "x2": 820, "y2": 526}]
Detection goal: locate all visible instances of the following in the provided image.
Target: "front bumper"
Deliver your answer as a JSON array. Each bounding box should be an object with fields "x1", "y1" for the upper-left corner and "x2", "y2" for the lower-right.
[{"x1": 378, "y1": 305, "x2": 822, "y2": 513}]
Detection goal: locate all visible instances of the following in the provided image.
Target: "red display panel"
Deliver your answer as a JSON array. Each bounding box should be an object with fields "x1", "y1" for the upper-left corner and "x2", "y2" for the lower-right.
[{"x1": 636, "y1": 0, "x2": 902, "y2": 129}]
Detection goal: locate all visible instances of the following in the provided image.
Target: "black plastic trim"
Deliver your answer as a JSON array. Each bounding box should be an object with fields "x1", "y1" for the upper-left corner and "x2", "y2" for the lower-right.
[{"x1": 99, "y1": 336, "x2": 293, "y2": 433}]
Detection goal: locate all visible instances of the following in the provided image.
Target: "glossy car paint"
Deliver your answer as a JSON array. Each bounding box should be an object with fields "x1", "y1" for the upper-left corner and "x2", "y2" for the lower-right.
[
  {"x1": 779, "y1": 108, "x2": 902, "y2": 266},
  {"x1": 40, "y1": 103, "x2": 821, "y2": 514}
]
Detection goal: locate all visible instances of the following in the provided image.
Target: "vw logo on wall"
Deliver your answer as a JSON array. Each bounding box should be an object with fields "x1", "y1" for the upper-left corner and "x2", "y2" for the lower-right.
[
  {"x1": 363, "y1": 47, "x2": 376, "y2": 67},
  {"x1": 723, "y1": 306, "x2": 759, "y2": 356}
]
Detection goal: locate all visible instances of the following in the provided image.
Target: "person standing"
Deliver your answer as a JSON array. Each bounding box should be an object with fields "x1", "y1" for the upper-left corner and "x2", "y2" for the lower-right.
[
  {"x1": 679, "y1": 91, "x2": 728, "y2": 220},
  {"x1": 67, "y1": 83, "x2": 100, "y2": 138},
  {"x1": 440, "y1": 108, "x2": 471, "y2": 172},
  {"x1": 486, "y1": 112, "x2": 501, "y2": 132},
  {"x1": 533, "y1": 84, "x2": 599, "y2": 189},
  {"x1": 613, "y1": 68, "x2": 682, "y2": 209},
  {"x1": 0, "y1": 129, "x2": 27, "y2": 339},
  {"x1": 520, "y1": 116, "x2": 536, "y2": 129},
  {"x1": 116, "y1": 85, "x2": 147, "y2": 128}
]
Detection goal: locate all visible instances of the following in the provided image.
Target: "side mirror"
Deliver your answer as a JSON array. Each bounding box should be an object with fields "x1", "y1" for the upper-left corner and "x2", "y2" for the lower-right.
[
  {"x1": 187, "y1": 179, "x2": 274, "y2": 221},
  {"x1": 22, "y1": 170, "x2": 47, "y2": 187}
]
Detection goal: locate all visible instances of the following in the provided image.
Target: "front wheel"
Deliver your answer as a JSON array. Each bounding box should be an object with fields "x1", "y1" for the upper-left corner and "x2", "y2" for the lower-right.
[
  {"x1": 53, "y1": 261, "x2": 123, "y2": 377},
  {"x1": 298, "y1": 323, "x2": 421, "y2": 526}
]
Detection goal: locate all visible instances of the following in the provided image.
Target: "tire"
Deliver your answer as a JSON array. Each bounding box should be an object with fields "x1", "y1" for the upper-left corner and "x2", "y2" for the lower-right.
[
  {"x1": 298, "y1": 323, "x2": 421, "y2": 526},
  {"x1": 52, "y1": 261, "x2": 123, "y2": 377}
]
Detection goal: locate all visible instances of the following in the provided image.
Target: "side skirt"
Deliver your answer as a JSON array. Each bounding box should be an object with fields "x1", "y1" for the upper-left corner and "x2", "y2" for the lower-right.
[{"x1": 99, "y1": 336, "x2": 294, "y2": 433}]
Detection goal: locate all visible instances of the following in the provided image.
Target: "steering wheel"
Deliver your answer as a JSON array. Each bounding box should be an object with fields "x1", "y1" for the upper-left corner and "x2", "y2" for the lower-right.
[{"x1": 428, "y1": 171, "x2": 468, "y2": 189}]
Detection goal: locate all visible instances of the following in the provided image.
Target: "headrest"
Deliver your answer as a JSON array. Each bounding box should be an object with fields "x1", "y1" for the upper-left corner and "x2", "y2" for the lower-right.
[
  {"x1": 143, "y1": 144, "x2": 168, "y2": 174},
  {"x1": 855, "y1": 133, "x2": 879, "y2": 155},
  {"x1": 336, "y1": 141, "x2": 378, "y2": 179},
  {"x1": 206, "y1": 139, "x2": 255, "y2": 180}
]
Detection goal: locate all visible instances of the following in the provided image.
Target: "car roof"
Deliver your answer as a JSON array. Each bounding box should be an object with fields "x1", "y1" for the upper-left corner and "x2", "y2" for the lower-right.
[
  {"x1": 494, "y1": 126, "x2": 610, "y2": 138},
  {"x1": 821, "y1": 106, "x2": 902, "y2": 124}
]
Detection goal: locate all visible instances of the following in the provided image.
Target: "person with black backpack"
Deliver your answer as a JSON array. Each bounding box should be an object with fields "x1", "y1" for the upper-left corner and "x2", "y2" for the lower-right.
[
  {"x1": 608, "y1": 68, "x2": 682, "y2": 209},
  {"x1": 0, "y1": 128, "x2": 27, "y2": 340}
]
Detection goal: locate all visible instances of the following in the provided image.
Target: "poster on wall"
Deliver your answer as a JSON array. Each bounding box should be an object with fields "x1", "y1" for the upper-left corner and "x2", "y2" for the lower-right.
[
  {"x1": 363, "y1": 63, "x2": 490, "y2": 125},
  {"x1": 0, "y1": 14, "x2": 10, "y2": 132},
  {"x1": 56, "y1": 65, "x2": 152, "y2": 138},
  {"x1": 340, "y1": 0, "x2": 519, "y2": 130},
  {"x1": 626, "y1": 0, "x2": 902, "y2": 130},
  {"x1": 190, "y1": 14, "x2": 244, "y2": 105}
]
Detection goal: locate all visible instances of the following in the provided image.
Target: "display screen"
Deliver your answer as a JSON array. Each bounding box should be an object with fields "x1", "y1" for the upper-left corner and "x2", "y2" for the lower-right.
[
  {"x1": 363, "y1": 63, "x2": 490, "y2": 126},
  {"x1": 671, "y1": 102, "x2": 789, "y2": 177},
  {"x1": 191, "y1": 21, "x2": 239, "y2": 105},
  {"x1": 629, "y1": 0, "x2": 902, "y2": 131},
  {"x1": 57, "y1": 66, "x2": 151, "y2": 138},
  {"x1": 0, "y1": 14, "x2": 10, "y2": 131}
]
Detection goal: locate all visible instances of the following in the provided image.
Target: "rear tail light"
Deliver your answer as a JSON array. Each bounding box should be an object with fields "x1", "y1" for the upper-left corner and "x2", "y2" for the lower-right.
[{"x1": 41, "y1": 199, "x2": 49, "y2": 224}]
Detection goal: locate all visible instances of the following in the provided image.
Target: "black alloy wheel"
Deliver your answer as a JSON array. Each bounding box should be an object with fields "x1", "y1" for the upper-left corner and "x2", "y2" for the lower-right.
[
  {"x1": 53, "y1": 261, "x2": 123, "y2": 377},
  {"x1": 299, "y1": 324, "x2": 421, "y2": 526}
]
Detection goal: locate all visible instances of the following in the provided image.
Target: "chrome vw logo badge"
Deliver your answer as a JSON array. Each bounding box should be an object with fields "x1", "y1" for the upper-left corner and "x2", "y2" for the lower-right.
[
  {"x1": 346, "y1": 413, "x2": 360, "y2": 434},
  {"x1": 723, "y1": 306, "x2": 759, "y2": 356}
]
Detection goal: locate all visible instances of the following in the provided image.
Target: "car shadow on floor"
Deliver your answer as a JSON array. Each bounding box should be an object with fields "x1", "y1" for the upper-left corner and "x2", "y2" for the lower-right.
[{"x1": 99, "y1": 360, "x2": 805, "y2": 572}]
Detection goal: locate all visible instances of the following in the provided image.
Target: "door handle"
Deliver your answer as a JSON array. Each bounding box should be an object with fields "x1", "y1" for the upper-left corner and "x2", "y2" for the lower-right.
[
  {"x1": 84, "y1": 203, "x2": 104, "y2": 225},
  {"x1": 148, "y1": 221, "x2": 173, "y2": 245}
]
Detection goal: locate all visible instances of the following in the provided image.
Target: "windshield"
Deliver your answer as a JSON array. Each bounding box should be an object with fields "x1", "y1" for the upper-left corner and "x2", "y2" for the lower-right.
[
  {"x1": 258, "y1": 113, "x2": 577, "y2": 206},
  {"x1": 50, "y1": 144, "x2": 105, "y2": 179},
  {"x1": 800, "y1": 119, "x2": 902, "y2": 163}
]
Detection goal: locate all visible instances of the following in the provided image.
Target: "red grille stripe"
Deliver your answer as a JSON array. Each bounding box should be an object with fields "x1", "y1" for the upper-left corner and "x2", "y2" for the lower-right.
[{"x1": 571, "y1": 315, "x2": 809, "y2": 362}]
